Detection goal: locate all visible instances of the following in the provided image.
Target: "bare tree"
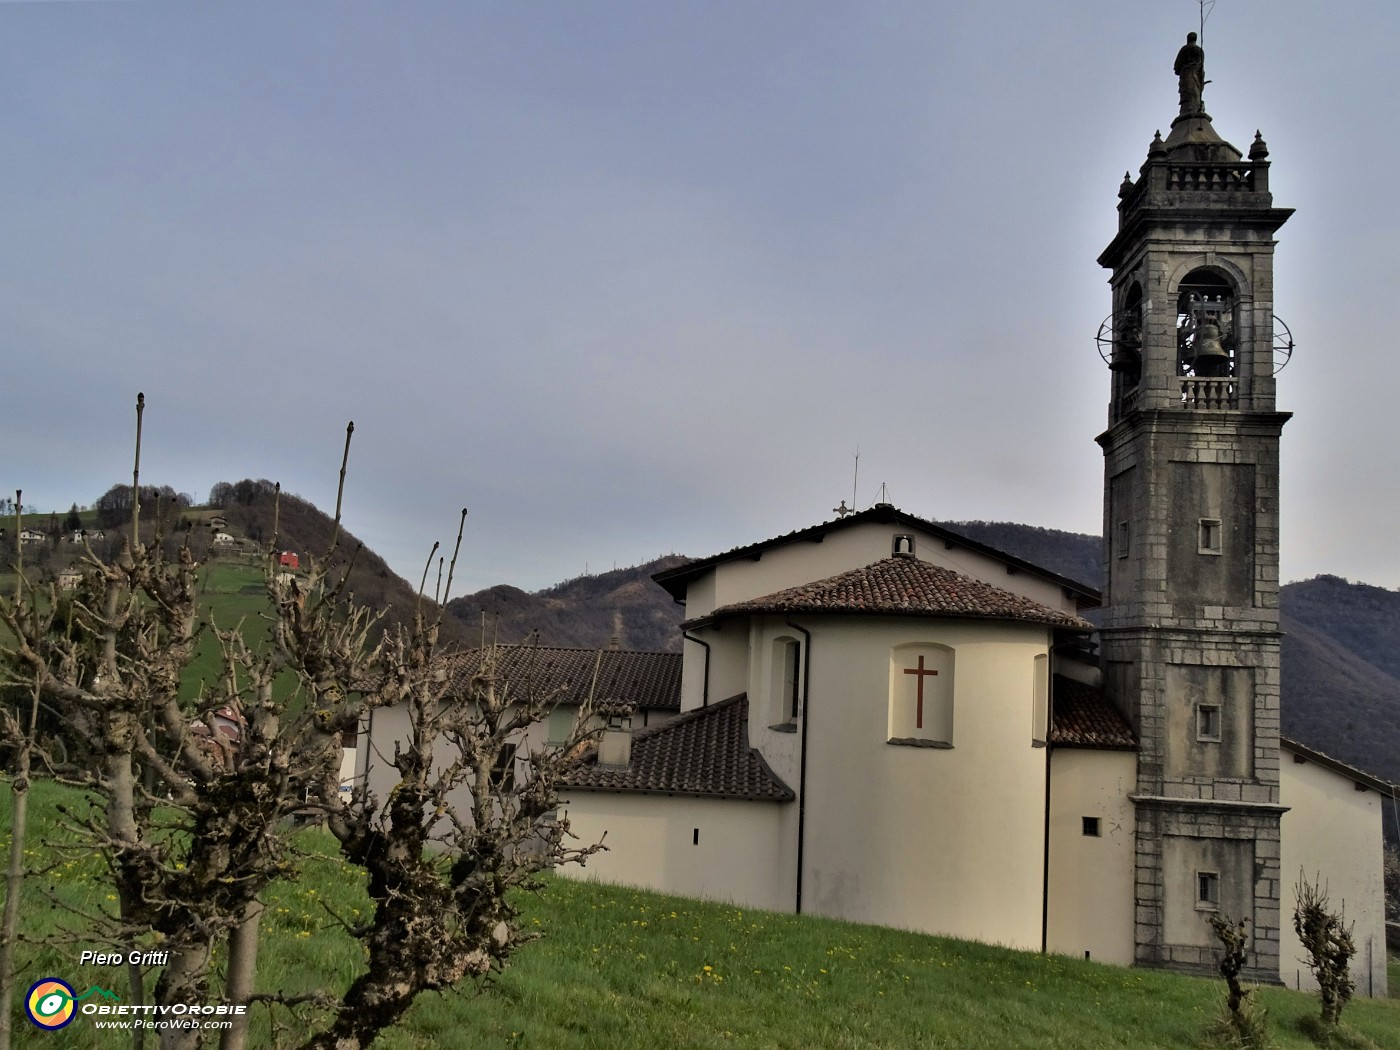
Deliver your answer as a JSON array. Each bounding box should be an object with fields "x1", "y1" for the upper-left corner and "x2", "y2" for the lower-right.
[
  {"x1": 2, "y1": 399, "x2": 605, "y2": 1050},
  {"x1": 0, "y1": 493, "x2": 47, "y2": 1050},
  {"x1": 1205, "y1": 914, "x2": 1271, "y2": 1049},
  {"x1": 1293, "y1": 871, "x2": 1356, "y2": 1027}
]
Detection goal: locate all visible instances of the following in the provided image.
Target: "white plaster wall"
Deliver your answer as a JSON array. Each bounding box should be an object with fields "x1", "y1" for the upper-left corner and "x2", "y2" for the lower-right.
[
  {"x1": 1279, "y1": 756, "x2": 1390, "y2": 997},
  {"x1": 1046, "y1": 749, "x2": 1137, "y2": 965},
  {"x1": 684, "y1": 521, "x2": 1081, "y2": 621},
  {"x1": 360, "y1": 702, "x2": 550, "y2": 818},
  {"x1": 359, "y1": 702, "x2": 672, "y2": 817},
  {"x1": 797, "y1": 615, "x2": 1052, "y2": 950},
  {"x1": 680, "y1": 625, "x2": 749, "y2": 711},
  {"x1": 557, "y1": 793, "x2": 790, "y2": 912}
]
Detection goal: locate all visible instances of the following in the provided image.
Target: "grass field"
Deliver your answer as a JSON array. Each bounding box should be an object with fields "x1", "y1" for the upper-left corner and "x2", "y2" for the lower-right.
[{"x1": 4, "y1": 779, "x2": 1398, "y2": 1049}]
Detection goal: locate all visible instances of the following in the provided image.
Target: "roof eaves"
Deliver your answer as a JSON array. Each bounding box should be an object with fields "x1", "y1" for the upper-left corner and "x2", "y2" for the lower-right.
[
  {"x1": 653, "y1": 506, "x2": 1101, "y2": 606},
  {"x1": 1281, "y1": 737, "x2": 1399, "y2": 797}
]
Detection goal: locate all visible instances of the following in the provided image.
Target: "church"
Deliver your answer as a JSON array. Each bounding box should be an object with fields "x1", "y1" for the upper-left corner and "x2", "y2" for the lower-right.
[
  {"x1": 356, "y1": 34, "x2": 1394, "y2": 994},
  {"x1": 548, "y1": 35, "x2": 1395, "y2": 994}
]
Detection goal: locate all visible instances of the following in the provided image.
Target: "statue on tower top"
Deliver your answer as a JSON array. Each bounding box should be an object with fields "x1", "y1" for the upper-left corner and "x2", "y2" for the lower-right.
[{"x1": 1174, "y1": 32, "x2": 1206, "y2": 117}]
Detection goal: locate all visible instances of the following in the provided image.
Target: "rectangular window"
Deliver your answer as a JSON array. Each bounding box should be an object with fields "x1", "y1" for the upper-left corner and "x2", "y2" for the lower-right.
[
  {"x1": 1197, "y1": 704, "x2": 1222, "y2": 742},
  {"x1": 1197, "y1": 871, "x2": 1220, "y2": 909},
  {"x1": 1031, "y1": 654, "x2": 1049, "y2": 747},
  {"x1": 489, "y1": 743, "x2": 517, "y2": 792},
  {"x1": 1198, "y1": 518, "x2": 1223, "y2": 554},
  {"x1": 1082, "y1": 816, "x2": 1101, "y2": 837},
  {"x1": 546, "y1": 707, "x2": 575, "y2": 746},
  {"x1": 786, "y1": 640, "x2": 802, "y2": 720},
  {"x1": 1116, "y1": 521, "x2": 1130, "y2": 559}
]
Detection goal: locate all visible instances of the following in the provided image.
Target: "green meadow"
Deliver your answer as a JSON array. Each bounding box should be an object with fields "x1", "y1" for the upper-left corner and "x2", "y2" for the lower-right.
[{"x1": 3, "y1": 779, "x2": 1398, "y2": 1049}]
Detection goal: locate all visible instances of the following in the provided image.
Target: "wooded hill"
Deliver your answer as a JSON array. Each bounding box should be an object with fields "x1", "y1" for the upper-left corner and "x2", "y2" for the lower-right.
[
  {"x1": 445, "y1": 555, "x2": 691, "y2": 653},
  {"x1": 204, "y1": 481, "x2": 477, "y2": 647}
]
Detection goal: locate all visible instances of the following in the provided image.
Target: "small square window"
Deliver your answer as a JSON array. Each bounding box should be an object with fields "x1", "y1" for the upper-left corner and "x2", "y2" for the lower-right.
[
  {"x1": 1199, "y1": 518, "x2": 1223, "y2": 554},
  {"x1": 1082, "y1": 816, "x2": 1101, "y2": 837},
  {"x1": 1197, "y1": 704, "x2": 1222, "y2": 742},
  {"x1": 1197, "y1": 871, "x2": 1220, "y2": 909}
]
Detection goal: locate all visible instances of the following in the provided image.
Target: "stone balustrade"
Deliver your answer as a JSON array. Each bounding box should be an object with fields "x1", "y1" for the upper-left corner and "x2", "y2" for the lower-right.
[{"x1": 1180, "y1": 377, "x2": 1237, "y2": 410}]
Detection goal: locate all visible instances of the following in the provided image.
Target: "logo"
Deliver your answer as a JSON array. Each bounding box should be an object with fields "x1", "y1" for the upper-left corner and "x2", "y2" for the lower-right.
[
  {"x1": 24, "y1": 979, "x2": 120, "y2": 1030},
  {"x1": 25, "y1": 978, "x2": 77, "y2": 1030}
]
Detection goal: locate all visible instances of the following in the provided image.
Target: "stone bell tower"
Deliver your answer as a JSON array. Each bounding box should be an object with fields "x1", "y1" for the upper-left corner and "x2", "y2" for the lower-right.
[{"x1": 1096, "y1": 33, "x2": 1292, "y2": 980}]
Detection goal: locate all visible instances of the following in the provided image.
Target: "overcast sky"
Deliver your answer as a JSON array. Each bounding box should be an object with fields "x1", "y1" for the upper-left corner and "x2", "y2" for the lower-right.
[{"x1": 5, "y1": 1, "x2": 1398, "y2": 596}]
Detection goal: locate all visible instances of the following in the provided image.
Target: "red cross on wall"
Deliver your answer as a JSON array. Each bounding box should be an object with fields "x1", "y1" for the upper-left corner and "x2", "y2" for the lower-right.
[{"x1": 902, "y1": 655, "x2": 939, "y2": 729}]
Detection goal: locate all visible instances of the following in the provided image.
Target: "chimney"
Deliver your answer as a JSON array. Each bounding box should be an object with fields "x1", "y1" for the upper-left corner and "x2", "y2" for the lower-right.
[{"x1": 597, "y1": 702, "x2": 634, "y2": 767}]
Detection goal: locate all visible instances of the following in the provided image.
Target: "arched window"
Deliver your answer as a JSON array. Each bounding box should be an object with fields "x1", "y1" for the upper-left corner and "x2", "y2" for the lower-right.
[{"x1": 888, "y1": 644, "x2": 954, "y2": 747}]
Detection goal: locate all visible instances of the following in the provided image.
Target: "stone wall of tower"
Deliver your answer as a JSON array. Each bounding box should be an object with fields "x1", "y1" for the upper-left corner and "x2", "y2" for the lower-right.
[{"x1": 1096, "y1": 65, "x2": 1292, "y2": 982}]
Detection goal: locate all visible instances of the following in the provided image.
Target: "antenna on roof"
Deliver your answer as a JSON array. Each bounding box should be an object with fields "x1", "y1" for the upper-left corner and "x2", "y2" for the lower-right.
[{"x1": 852, "y1": 447, "x2": 860, "y2": 510}]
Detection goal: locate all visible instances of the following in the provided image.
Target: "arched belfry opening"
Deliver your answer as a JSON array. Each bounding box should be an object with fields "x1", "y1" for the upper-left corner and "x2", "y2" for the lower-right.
[{"x1": 1176, "y1": 269, "x2": 1235, "y2": 378}]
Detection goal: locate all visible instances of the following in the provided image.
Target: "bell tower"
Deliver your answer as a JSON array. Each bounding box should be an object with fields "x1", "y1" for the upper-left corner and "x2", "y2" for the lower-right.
[{"x1": 1096, "y1": 33, "x2": 1292, "y2": 980}]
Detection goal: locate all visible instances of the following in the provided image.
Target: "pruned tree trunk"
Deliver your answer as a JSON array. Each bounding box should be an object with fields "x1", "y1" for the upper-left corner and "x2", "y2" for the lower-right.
[
  {"x1": 0, "y1": 495, "x2": 38, "y2": 1050},
  {"x1": 219, "y1": 902, "x2": 263, "y2": 1050},
  {"x1": 0, "y1": 686, "x2": 39, "y2": 1050}
]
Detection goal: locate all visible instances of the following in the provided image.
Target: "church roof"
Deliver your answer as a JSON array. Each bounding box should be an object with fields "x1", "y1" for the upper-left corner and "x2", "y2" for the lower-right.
[
  {"x1": 653, "y1": 503, "x2": 1100, "y2": 606},
  {"x1": 689, "y1": 557, "x2": 1093, "y2": 630},
  {"x1": 438, "y1": 645, "x2": 681, "y2": 711},
  {"x1": 1049, "y1": 675, "x2": 1137, "y2": 750},
  {"x1": 559, "y1": 694, "x2": 794, "y2": 802}
]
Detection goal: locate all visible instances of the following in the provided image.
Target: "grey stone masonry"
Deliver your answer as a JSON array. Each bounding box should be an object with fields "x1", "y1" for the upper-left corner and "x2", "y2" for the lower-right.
[{"x1": 1096, "y1": 84, "x2": 1291, "y2": 983}]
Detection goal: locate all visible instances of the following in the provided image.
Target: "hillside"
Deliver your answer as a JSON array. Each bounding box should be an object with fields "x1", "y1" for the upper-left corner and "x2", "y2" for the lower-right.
[
  {"x1": 1279, "y1": 578, "x2": 1400, "y2": 786},
  {"x1": 446, "y1": 555, "x2": 691, "y2": 651},
  {"x1": 206, "y1": 482, "x2": 475, "y2": 646},
  {"x1": 936, "y1": 520, "x2": 1103, "y2": 589}
]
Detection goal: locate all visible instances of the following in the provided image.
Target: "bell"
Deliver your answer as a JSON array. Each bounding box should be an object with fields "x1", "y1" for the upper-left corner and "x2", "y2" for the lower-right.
[
  {"x1": 1191, "y1": 319, "x2": 1230, "y2": 376},
  {"x1": 1108, "y1": 323, "x2": 1142, "y2": 373},
  {"x1": 1108, "y1": 344, "x2": 1141, "y2": 373}
]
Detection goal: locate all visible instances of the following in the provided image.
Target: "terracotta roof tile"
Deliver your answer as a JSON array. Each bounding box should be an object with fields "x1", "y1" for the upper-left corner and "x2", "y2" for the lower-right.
[
  {"x1": 439, "y1": 645, "x2": 680, "y2": 712},
  {"x1": 560, "y1": 694, "x2": 794, "y2": 801},
  {"x1": 693, "y1": 557, "x2": 1092, "y2": 630},
  {"x1": 1050, "y1": 675, "x2": 1136, "y2": 749}
]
